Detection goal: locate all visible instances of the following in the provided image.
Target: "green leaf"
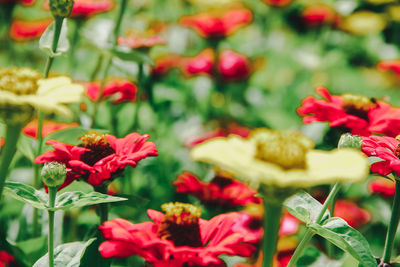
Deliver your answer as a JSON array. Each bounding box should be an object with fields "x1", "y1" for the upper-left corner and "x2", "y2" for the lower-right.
[
  {"x1": 17, "y1": 135, "x2": 36, "y2": 162},
  {"x1": 284, "y1": 191, "x2": 328, "y2": 224},
  {"x1": 39, "y1": 19, "x2": 69, "y2": 57},
  {"x1": 33, "y1": 238, "x2": 95, "y2": 267},
  {"x1": 43, "y1": 127, "x2": 89, "y2": 145},
  {"x1": 4, "y1": 182, "x2": 48, "y2": 210},
  {"x1": 80, "y1": 230, "x2": 111, "y2": 267},
  {"x1": 112, "y1": 46, "x2": 154, "y2": 65},
  {"x1": 15, "y1": 236, "x2": 48, "y2": 265},
  {"x1": 54, "y1": 191, "x2": 127, "y2": 210},
  {"x1": 309, "y1": 217, "x2": 376, "y2": 267}
]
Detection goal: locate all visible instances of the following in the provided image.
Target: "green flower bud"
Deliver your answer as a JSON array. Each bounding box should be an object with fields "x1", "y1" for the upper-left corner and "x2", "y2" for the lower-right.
[
  {"x1": 41, "y1": 162, "x2": 67, "y2": 188},
  {"x1": 338, "y1": 133, "x2": 362, "y2": 150},
  {"x1": 49, "y1": 0, "x2": 74, "y2": 18}
]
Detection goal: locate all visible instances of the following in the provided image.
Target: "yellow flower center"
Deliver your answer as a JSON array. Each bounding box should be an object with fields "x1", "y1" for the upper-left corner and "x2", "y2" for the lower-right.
[
  {"x1": 252, "y1": 129, "x2": 314, "y2": 170},
  {"x1": 79, "y1": 132, "x2": 115, "y2": 166},
  {"x1": 157, "y1": 202, "x2": 203, "y2": 247},
  {"x1": 341, "y1": 94, "x2": 376, "y2": 120},
  {"x1": 0, "y1": 67, "x2": 41, "y2": 95}
]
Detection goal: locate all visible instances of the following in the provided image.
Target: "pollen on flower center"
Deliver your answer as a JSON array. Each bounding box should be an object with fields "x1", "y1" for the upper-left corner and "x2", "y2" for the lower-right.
[
  {"x1": 157, "y1": 202, "x2": 203, "y2": 247},
  {"x1": 79, "y1": 132, "x2": 115, "y2": 166},
  {"x1": 0, "y1": 67, "x2": 41, "y2": 95},
  {"x1": 341, "y1": 94, "x2": 376, "y2": 120},
  {"x1": 252, "y1": 129, "x2": 314, "y2": 170}
]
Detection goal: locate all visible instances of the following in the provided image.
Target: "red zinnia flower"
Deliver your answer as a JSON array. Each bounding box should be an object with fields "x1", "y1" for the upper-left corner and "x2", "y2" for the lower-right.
[
  {"x1": 118, "y1": 30, "x2": 165, "y2": 50},
  {"x1": 333, "y1": 200, "x2": 370, "y2": 228},
  {"x1": 368, "y1": 177, "x2": 395, "y2": 198},
  {"x1": 99, "y1": 202, "x2": 257, "y2": 267},
  {"x1": 301, "y1": 5, "x2": 339, "y2": 27},
  {"x1": 361, "y1": 135, "x2": 400, "y2": 177},
  {"x1": 173, "y1": 171, "x2": 261, "y2": 207},
  {"x1": 218, "y1": 49, "x2": 251, "y2": 81},
  {"x1": 297, "y1": 87, "x2": 400, "y2": 137},
  {"x1": 22, "y1": 119, "x2": 79, "y2": 139},
  {"x1": 179, "y1": 48, "x2": 215, "y2": 77},
  {"x1": 180, "y1": 9, "x2": 252, "y2": 38},
  {"x1": 9, "y1": 18, "x2": 52, "y2": 42},
  {"x1": 378, "y1": 60, "x2": 400, "y2": 77},
  {"x1": 85, "y1": 78, "x2": 138, "y2": 104},
  {"x1": 0, "y1": 251, "x2": 14, "y2": 267},
  {"x1": 43, "y1": 0, "x2": 114, "y2": 18},
  {"x1": 35, "y1": 131, "x2": 157, "y2": 189}
]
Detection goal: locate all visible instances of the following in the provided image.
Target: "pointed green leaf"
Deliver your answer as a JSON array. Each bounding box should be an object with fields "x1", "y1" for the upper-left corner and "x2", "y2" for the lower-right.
[
  {"x1": 4, "y1": 182, "x2": 48, "y2": 210},
  {"x1": 112, "y1": 46, "x2": 154, "y2": 65},
  {"x1": 33, "y1": 238, "x2": 95, "y2": 267},
  {"x1": 284, "y1": 191, "x2": 328, "y2": 224},
  {"x1": 309, "y1": 217, "x2": 376, "y2": 267},
  {"x1": 39, "y1": 19, "x2": 69, "y2": 57},
  {"x1": 54, "y1": 191, "x2": 127, "y2": 210},
  {"x1": 17, "y1": 135, "x2": 36, "y2": 162}
]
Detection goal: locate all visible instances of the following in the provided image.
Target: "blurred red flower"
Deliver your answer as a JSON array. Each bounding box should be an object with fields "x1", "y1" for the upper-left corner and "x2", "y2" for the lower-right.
[
  {"x1": 85, "y1": 78, "x2": 138, "y2": 104},
  {"x1": 22, "y1": 119, "x2": 79, "y2": 139},
  {"x1": 333, "y1": 200, "x2": 370, "y2": 228},
  {"x1": 301, "y1": 5, "x2": 338, "y2": 27},
  {"x1": 173, "y1": 171, "x2": 261, "y2": 207},
  {"x1": 118, "y1": 30, "x2": 165, "y2": 49},
  {"x1": 180, "y1": 48, "x2": 215, "y2": 77},
  {"x1": 180, "y1": 9, "x2": 252, "y2": 38},
  {"x1": 0, "y1": 138, "x2": 4, "y2": 147},
  {"x1": 9, "y1": 18, "x2": 52, "y2": 42},
  {"x1": 361, "y1": 135, "x2": 400, "y2": 177},
  {"x1": 99, "y1": 202, "x2": 257, "y2": 267},
  {"x1": 378, "y1": 60, "x2": 400, "y2": 76},
  {"x1": 0, "y1": 251, "x2": 14, "y2": 267},
  {"x1": 369, "y1": 177, "x2": 395, "y2": 198},
  {"x1": 0, "y1": 0, "x2": 34, "y2": 5},
  {"x1": 35, "y1": 132, "x2": 157, "y2": 189},
  {"x1": 152, "y1": 54, "x2": 181, "y2": 76},
  {"x1": 218, "y1": 49, "x2": 251, "y2": 81},
  {"x1": 43, "y1": 0, "x2": 113, "y2": 18},
  {"x1": 263, "y1": 0, "x2": 292, "y2": 7},
  {"x1": 297, "y1": 87, "x2": 400, "y2": 137}
]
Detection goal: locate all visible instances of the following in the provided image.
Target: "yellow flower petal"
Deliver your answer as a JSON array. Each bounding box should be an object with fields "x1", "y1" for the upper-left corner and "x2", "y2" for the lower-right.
[{"x1": 37, "y1": 77, "x2": 84, "y2": 104}]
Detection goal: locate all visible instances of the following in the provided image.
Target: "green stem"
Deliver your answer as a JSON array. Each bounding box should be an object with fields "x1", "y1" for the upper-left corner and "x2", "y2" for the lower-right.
[
  {"x1": 262, "y1": 199, "x2": 283, "y2": 267},
  {"x1": 0, "y1": 124, "x2": 22, "y2": 203},
  {"x1": 287, "y1": 183, "x2": 342, "y2": 267},
  {"x1": 43, "y1": 16, "x2": 64, "y2": 78},
  {"x1": 69, "y1": 19, "x2": 83, "y2": 72},
  {"x1": 132, "y1": 63, "x2": 144, "y2": 130},
  {"x1": 381, "y1": 179, "x2": 400, "y2": 264},
  {"x1": 90, "y1": 54, "x2": 104, "y2": 81},
  {"x1": 47, "y1": 186, "x2": 57, "y2": 267},
  {"x1": 95, "y1": 185, "x2": 109, "y2": 224}
]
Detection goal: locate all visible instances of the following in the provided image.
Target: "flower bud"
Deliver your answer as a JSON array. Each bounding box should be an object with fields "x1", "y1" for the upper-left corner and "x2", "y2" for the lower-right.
[
  {"x1": 41, "y1": 161, "x2": 67, "y2": 187},
  {"x1": 338, "y1": 133, "x2": 362, "y2": 150},
  {"x1": 49, "y1": 0, "x2": 74, "y2": 18}
]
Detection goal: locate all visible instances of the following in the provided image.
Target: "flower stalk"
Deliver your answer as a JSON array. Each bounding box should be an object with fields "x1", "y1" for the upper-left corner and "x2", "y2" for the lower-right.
[
  {"x1": 133, "y1": 63, "x2": 144, "y2": 130},
  {"x1": 262, "y1": 199, "x2": 283, "y2": 267},
  {"x1": 287, "y1": 183, "x2": 342, "y2": 267},
  {"x1": 43, "y1": 16, "x2": 64, "y2": 78},
  {"x1": 0, "y1": 124, "x2": 22, "y2": 202},
  {"x1": 47, "y1": 186, "x2": 57, "y2": 267},
  {"x1": 381, "y1": 178, "x2": 400, "y2": 265},
  {"x1": 96, "y1": 185, "x2": 109, "y2": 224}
]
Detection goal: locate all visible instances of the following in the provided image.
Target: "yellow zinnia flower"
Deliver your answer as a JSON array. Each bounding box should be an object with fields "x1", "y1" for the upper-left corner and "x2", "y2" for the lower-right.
[
  {"x1": 190, "y1": 128, "x2": 369, "y2": 189},
  {"x1": 0, "y1": 67, "x2": 84, "y2": 125}
]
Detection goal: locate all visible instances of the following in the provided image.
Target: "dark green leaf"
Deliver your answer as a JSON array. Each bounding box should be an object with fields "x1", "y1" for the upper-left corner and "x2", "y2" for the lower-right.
[
  {"x1": 309, "y1": 217, "x2": 376, "y2": 267},
  {"x1": 80, "y1": 230, "x2": 111, "y2": 267},
  {"x1": 33, "y1": 238, "x2": 95, "y2": 267},
  {"x1": 39, "y1": 19, "x2": 69, "y2": 57},
  {"x1": 112, "y1": 46, "x2": 154, "y2": 65},
  {"x1": 284, "y1": 191, "x2": 328, "y2": 224},
  {"x1": 17, "y1": 135, "x2": 36, "y2": 162},
  {"x1": 54, "y1": 191, "x2": 127, "y2": 210},
  {"x1": 43, "y1": 127, "x2": 89, "y2": 145},
  {"x1": 4, "y1": 182, "x2": 48, "y2": 210},
  {"x1": 15, "y1": 236, "x2": 47, "y2": 265}
]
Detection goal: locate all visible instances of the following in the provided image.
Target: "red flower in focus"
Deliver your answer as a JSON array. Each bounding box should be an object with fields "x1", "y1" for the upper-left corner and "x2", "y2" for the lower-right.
[
  {"x1": 180, "y1": 49, "x2": 215, "y2": 77},
  {"x1": 378, "y1": 60, "x2": 400, "y2": 77},
  {"x1": 369, "y1": 177, "x2": 395, "y2": 198},
  {"x1": 85, "y1": 78, "x2": 138, "y2": 104},
  {"x1": 99, "y1": 202, "x2": 257, "y2": 267},
  {"x1": 173, "y1": 171, "x2": 261, "y2": 207},
  {"x1": 0, "y1": 251, "x2": 14, "y2": 267},
  {"x1": 35, "y1": 131, "x2": 157, "y2": 189},
  {"x1": 43, "y1": 0, "x2": 113, "y2": 18},
  {"x1": 263, "y1": 0, "x2": 292, "y2": 7},
  {"x1": 361, "y1": 135, "x2": 400, "y2": 177},
  {"x1": 218, "y1": 49, "x2": 251, "y2": 81},
  {"x1": 180, "y1": 9, "x2": 252, "y2": 38},
  {"x1": 333, "y1": 200, "x2": 370, "y2": 228},
  {"x1": 301, "y1": 5, "x2": 338, "y2": 27},
  {"x1": 22, "y1": 119, "x2": 79, "y2": 139},
  {"x1": 118, "y1": 30, "x2": 165, "y2": 49},
  {"x1": 10, "y1": 18, "x2": 52, "y2": 42},
  {"x1": 297, "y1": 87, "x2": 400, "y2": 137},
  {"x1": 188, "y1": 123, "x2": 250, "y2": 147}
]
